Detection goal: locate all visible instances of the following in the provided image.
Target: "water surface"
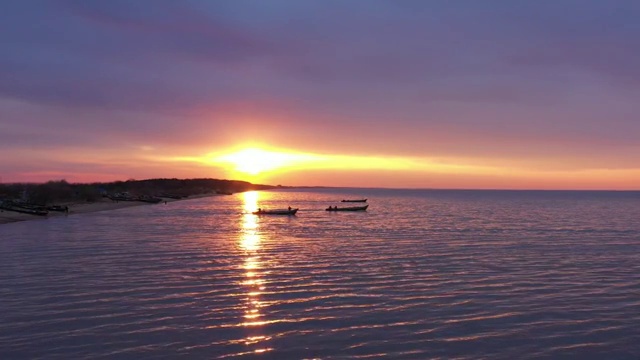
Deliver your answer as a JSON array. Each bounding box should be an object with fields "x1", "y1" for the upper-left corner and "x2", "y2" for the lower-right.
[{"x1": 1, "y1": 189, "x2": 640, "y2": 359}]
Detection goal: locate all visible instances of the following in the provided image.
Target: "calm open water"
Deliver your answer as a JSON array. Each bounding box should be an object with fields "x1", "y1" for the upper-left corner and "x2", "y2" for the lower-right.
[{"x1": 1, "y1": 188, "x2": 640, "y2": 359}]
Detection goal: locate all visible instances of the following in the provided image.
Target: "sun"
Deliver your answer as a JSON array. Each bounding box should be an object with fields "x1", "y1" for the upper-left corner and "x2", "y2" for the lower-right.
[
  {"x1": 213, "y1": 147, "x2": 320, "y2": 175},
  {"x1": 217, "y1": 148, "x2": 277, "y2": 175}
]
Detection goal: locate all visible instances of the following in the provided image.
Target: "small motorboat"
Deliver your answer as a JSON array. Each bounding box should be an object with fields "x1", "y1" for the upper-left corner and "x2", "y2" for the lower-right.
[
  {"x1": 253, "y1": 208, "x2": 298, "y2": 215},
  {"x1": 341, "y1": 199, "x2": 367, "y2": 203},
  {"x1": 326, "y1": 205, "x2": 368, "y2": 212}
]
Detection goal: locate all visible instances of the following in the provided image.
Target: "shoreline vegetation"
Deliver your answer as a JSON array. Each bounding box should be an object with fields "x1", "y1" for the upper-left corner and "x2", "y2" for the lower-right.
[{"x1": 0, "y1": 178, "x2": 280, "y2": 225}]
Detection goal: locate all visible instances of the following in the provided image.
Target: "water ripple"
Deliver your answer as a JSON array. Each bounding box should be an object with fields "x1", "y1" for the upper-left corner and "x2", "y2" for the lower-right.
[{"x1": 1, "y1": 189, "x2": 640, "y2": 359}]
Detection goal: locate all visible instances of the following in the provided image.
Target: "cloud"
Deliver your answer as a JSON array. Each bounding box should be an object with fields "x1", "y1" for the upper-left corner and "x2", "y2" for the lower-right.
[
  {"x1": 0, "y1": 0, "x2": 279, "y2": 112},
  {"x1": 2, "y1": 0, "x2": 639, "y2": 112},
  {"x1": 1, "y1": 0, "x2": 639, "y2": 185}
]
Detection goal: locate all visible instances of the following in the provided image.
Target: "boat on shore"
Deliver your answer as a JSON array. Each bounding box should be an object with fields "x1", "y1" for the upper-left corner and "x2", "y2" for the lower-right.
[
  {"x1": 0, "y1": 200, "x2": 49, "y2": 216},
  {"x1": 47, "y1": 205, "x2": 69, "y2": 212},
  {"x1": 252, "y1": 208, "x2": 298, "y2": 215},
  {"x1": 326, "y1": 205, "x2": 368, "y2": 212},
  {"x1": 159, "y1": 193, "x2": 186, "y2": 199},
  {"x1": 0, "y1": 205, "x2": 49, "y2": 216},
  {"x1": 107, "y1": 193, "x2": 136, "y2": 202},
  {"x1": 107, "y1": 193, "x2": 163, "y2": 203},
  {"x1": 137, "y1": 195, "x2": 163, "y2": 204},
  {"x1": 341, "y1": 199, "x2": 367, "y2": 203}
]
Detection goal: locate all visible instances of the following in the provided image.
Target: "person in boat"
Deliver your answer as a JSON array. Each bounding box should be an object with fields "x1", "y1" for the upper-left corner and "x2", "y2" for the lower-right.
[
  {"x1": 257, "y1": 208, "x2": 261, "y2": 213},
  {"x1": 288, "y1": 206, "x2": 291, "y2": 211}
]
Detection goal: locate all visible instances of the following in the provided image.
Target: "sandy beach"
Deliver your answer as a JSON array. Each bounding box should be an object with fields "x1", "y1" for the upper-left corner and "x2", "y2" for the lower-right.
[{"x1": 0, "y1": 193, "x2": 218, "y2": 225}]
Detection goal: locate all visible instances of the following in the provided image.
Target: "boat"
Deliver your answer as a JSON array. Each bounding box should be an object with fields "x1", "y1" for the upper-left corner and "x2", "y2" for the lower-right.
[
  {"x1": 137, "y1": 195, "x2": 163, "y2": 204},
  {"x1": 159, "y1": 193, "x2": 186, "y2": 199},
  {"x1": 107, "y1": 193, "x2": 136, "y2": 202},
  {"x1": 252, "y1": 208, "x2": 298, "y2": 215},
  {"x1": 326, "y1": 205, "x2": 368, "y2": 211},
  {"x1": 0, "y1": 205, "x2": 48, "y2": 216},
  {"x1": 0, "y1": 200, "x2": 49, "y2": 216},
  {"x1": 47, "y1": 205, "x2": 69, "y2": 212},
  {"x1": 341, "y1": 199, "x2": 367, "y2": 203}
]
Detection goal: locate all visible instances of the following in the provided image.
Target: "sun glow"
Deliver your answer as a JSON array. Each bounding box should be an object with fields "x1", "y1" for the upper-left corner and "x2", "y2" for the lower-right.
[
  {"x1": 169, "y1": 145, "x2": 570, "y2": 187},
  {"x1": 214, "y1": 148, "x2": 320, "y2": 175}
]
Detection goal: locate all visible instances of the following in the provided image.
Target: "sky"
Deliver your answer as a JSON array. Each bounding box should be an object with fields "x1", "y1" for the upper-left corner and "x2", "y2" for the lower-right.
[{"x1": 1, "y1": 0, "x2": 639, "y2": 189}]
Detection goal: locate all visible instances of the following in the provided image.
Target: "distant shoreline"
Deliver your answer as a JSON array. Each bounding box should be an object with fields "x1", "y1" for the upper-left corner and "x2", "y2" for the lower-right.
[
  {"x1": 0, "y1": 193, "x2": 217, "y2": 226},
  {"x1": 0, "y1": 177, "x2": 284, "y2": 226},
  {"x1": 285, "y1": 186, "x2": 640, "y2": 192}
]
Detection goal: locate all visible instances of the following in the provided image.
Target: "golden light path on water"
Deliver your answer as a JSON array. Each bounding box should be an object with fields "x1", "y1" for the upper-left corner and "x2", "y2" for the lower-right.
[{"x1": 238, "y1": 191, "x2": 273, "y2": 354}]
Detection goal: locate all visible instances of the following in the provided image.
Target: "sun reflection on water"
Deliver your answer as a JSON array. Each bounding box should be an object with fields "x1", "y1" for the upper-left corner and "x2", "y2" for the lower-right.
[
  {"x1": 238, "y1": 191, "x2": 272, "y2": 354},
  {"x1": 243, "y1": 191, "x2": 259, "y2": 213}
]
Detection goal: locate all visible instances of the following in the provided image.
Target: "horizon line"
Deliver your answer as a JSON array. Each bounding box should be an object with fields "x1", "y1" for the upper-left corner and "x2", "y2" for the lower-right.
[{"x1": 1, "y1": 177, "x2": 639, "y2": 192}]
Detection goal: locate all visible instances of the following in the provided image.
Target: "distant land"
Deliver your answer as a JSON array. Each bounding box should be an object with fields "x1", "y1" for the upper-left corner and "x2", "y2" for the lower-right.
[
  {"x1": 0, "y1": 178, "x2": 282, "y2": 205},
  {"x1": 0, "y1": 178, "x2": 289, "y2": 225}
]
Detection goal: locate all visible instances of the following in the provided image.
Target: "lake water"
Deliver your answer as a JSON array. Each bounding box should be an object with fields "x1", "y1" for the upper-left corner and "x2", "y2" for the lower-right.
[{"x1": 1, "y1": 188, "x2": 640, "y2": 359}]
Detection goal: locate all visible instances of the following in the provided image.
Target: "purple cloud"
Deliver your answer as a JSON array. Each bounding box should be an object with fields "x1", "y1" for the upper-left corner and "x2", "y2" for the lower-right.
[{"x1": 1, "y1": 0, "x2": 640, "y2": 184}]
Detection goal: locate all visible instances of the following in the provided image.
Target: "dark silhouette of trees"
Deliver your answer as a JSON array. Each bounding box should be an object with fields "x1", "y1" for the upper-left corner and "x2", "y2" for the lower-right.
[{"x1": 0, "y1": 178, "x2": 279, "y2": 204}]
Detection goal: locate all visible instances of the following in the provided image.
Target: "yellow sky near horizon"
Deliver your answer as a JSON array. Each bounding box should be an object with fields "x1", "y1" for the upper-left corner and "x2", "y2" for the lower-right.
[
  {"x1": 3, "y1": 143, "x2": 639, "y2": 190},
  {"x1": 144, "y1": 146, "x2": 640, "y2": 190}
]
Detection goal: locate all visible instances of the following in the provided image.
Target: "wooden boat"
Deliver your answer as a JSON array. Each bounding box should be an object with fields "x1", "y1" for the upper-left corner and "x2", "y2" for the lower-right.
[
  {"x1": 0, "y1": 200, "x2": 49, "y2": 216},
  {"x1": 1, "y1": 205, "x2": 48, "y2": 216},
  {"x1": 47, "y1": 205, "x2": 69, "y2": 212},
  {"x1": 252, "y1": 208, "x2": 298, "y2": 215},
  {"x1": 107, "y1": 194, "x2": 136, "y2": 202},
  {"x1": 159, "y1": 193, "x2": 186, "y2": 199},
  {"x1": 137, "y1": 195, "x2": 163, "y2": 204},
  {"x1": 341, "y1": 199, "x2": 367, "y2": 203},
  {"x1": 326, "y1": 205, "x2": 368, "y2": 211}
]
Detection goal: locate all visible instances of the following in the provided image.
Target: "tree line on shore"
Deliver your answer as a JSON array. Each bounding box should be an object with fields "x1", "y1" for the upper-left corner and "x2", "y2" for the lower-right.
[{"x1": 0, "y1": 178, "x2": 279, "y2": 205}]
